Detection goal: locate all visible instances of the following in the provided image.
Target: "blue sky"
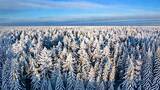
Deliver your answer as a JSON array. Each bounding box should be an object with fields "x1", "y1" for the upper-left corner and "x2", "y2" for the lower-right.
[{"x1": 0, "y1": 0, "x2": 160, "y2": 25}]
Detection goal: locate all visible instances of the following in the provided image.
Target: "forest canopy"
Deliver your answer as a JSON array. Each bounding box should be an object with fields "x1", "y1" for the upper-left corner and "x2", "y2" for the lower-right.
[{"x1": 0, "y1": 26, "x2": 160, "y2": 90}]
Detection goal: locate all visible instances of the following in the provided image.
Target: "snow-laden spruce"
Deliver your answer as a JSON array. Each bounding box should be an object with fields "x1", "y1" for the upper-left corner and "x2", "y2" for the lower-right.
[{"x1": 0, "y1": 26, "x2": 160, "y2": 90}]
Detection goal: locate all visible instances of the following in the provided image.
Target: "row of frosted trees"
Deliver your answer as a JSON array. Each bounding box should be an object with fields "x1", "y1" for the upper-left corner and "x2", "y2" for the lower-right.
[{"x1": 0, "y1": 26, "x2": 160, "y2": 90}]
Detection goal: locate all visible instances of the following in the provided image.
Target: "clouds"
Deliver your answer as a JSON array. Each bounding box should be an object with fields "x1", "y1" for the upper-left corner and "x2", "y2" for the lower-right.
[
  {"x1": 0, "y1": 0, "x2": 113, "y2": 10},
  {"x1": 0, "y1": 0, "x2": 160, "y2": 25}
]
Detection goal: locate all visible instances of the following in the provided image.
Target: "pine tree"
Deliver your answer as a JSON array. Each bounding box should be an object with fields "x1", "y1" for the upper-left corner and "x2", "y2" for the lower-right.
[
  {"x1": 86, "y1": 67, "x2": 96, "y2": 90},
  {"x1": 48, "y1": 80, "x2": 53, "y2": 90},
  {"x1": 38, "y1": 47, "x2": 53, "y2": 90},
  {"x1": 50, "y1": 69, "x2": 59, "y2": 90},
  {"x1": 152, "y1": 47, "x2": 160, "y2": 89},
  {"x1": 96, "y1": 81, "x2": 105, "y2": 90},
  {"x1": 1, "y1": 48, "x2": 13, "y2": 90},
  {"x1": 31, "y1": 74, "x2": 41, "y2": 90},
  {"x1": 74, "y1": 74, "x2": 85, "y2": 90},
  {"x1": 121, "y1": 57, "x2": 137, "y2": 90},
  {"x1": 66, "y1": 71, "x2": 76, "y2": 90},
  {"x1": 142, "y1": 48, "x2": 153, "y2": 90},
  {"x1": 135, "y1": 59, "x2": 143, "y2": 90},
  {"x1": 56, "y1": 41, "x2": 63, "y2": 55},
  {"x1": 63, "y1": 53, "x2": 76, "y2": 90},
  {"x1": 38, "y1": 47, "x2": 52, "y2": 70},
  {"x1": 92, "y1": 38, "x2": 101, "y2": 60},
  {"x1": 78, "y1": 44, "x2": 90, "y2": 81},
  {"x1": 55, "y1": 73, "x2": 65, "y2": 90},
  {"x1": 10, "y1": 58, "x2": 23, "y2": 90},
  {"x1": 102, "y1": 57, "x2": 110, "y2": 81},
  {"x1": 63, "y1": 53, "x2": 74, "y2": 72},
  {"x1": 40, "y1": 77, "x2": 52, "y2": 90},
  {"x1": 108, "y1": 55, "x2": 116, "y2": 90},
  {"x1": 30, "y1": 56, "x2": 41, "y2": 90}
]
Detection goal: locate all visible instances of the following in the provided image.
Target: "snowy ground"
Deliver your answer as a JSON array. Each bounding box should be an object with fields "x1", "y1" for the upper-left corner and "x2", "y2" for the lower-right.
[{"x1": 0, "y1": 26, "x2": 160, "y2": 90}]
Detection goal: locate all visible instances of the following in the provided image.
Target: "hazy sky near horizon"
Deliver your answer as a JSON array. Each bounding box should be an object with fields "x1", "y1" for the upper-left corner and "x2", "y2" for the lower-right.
[{"x1": 0, "y1": 0, "x2": 160, "y2": 24}]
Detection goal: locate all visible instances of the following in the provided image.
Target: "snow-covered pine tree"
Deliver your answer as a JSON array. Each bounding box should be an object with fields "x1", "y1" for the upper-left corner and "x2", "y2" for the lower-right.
[
  {"x1": 103, "y1": 43, "x2": 115, "y2": 90},
  {"x1": 120, "y1": 56, "x2": 137, "y2": 90},
  {"x1": 116, "y1": 50, "x2": 127, "y2": 85},
  {"x1": 92, "y1": 38, "x2": 101, "y2": 61},
  {"x1": 107, "y1": 42, "x2": 119, "y2": 90},
  {"x1": 94, "y1": 61, "x2": 101, "y2": 84},
  {"x1": 40, "y1": 77, "x2": 52, "y2": 90},
  {"x1": 29, "y1": 56, "x2": 41, "y2": 90},
  {"x1": 152, "y1": 47, "x2": 160, "y2": 90},
  {"x1": 12, "y1": 40, "x2": 24, "y2": 54},
  {"x1": 10, "y1": 57, "x2": 23, "y2": 90},
  {"x1": 10, "y1": 36, "x2": 28, "y2": 90},
  {"x1": 74, "y1": 73, "x2": 85, "y2": 90},
  {"x1": 66, "y1": 70, "x2": 76, "y2": 90},
  {"x1": 55, "y1": 72, "x2": 65, "y2": 90},
  {"x1": 63, "y1": 53, "x2": 76, "y2": 90},
  {"x1": 36, "y1": 34, "x2": 43, "y2": 53},
  {"x1": 86, "y1": 67, "x2": 96, "y2": 90},
  {"x1": 38, "y1": 47, "x2": 53, "y2": 90},
  {"x1": 59, "y1": 46, "x2": 67, "y2": 60},
  {"x1": 135, "y1": 59, "x2": 143, "y2": 90},
  {"x1": 102, "y1": 57, "x2": 110, "y2": 88},
  {"x1": 50, "y1": 69, "x2": 59, "y2": 90},
  {"x1": 142, "y1": 48, "x2": 153, "y2": 90},
  {"x1": 1, "y1": 48, "x2": 13, "y2": 90},
  {"x1": 108, "y1": 64, "x2": 115, "y2": 90},
  {"x1": 31, "y1": 74, "x2": 41, "y2": 90},
  {"x1": 63, "y1": 53, "x2": 74, "y2": 72},
  {"x1": 38, "y1": 47, "x2": 52, "y2": 71},
  {"x1": 56, "y1": 41, "x2": 63, "y2": 55},
  {"x1": 95, "y1": 61, "x2": 105, "y2": 90},
  {"x1": 50, "y1": 48, "x2": 63, "y2": 89},
  {"x1": 40, "y1": 65, "x2": 52, "y2": 90},
  {"x1": 17, "y1": 54, "x2": 29, "y2": 90},
  {"x1": 70, "y1": 39, "x2": 79, "y2": 52},
  {"x1": 78, "y1": 41, "x2": 90, "y2": 82},
  {"x1": 96, "y1": 81, "x2": 105, "y2": 90}
]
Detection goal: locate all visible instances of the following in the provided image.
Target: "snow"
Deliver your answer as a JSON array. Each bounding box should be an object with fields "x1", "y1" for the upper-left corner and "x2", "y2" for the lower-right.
[{"x1": 0, "y1": 26, "x2": 160, "y2": 90}]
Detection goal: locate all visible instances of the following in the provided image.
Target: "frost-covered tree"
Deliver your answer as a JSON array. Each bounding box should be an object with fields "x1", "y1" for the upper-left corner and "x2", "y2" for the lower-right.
[
  {"x1": 120, "y1": 57, "x2": 139, "y2": 90},
  {"x1": 108, "y1": 65, "x2": 115, "y2": 90},
  {"x1": 29, "y1": 56, "x2": 41, "y2": 90},
  {"x1": 142, "y1": 48, "x2": 153, "y2": 90},
  {"x1": 37, "y1": 48, "x2": 53, "y2": 90},
  {"x1": 152, "y1": 47, "x2": 160, "y2": 90},
  {"x1": 66, "y1": 71, "x2": 76, "y2": 90},
  {"x1": 38, "y1": 47, "x2": 52, "y2": 69},
  {"x1": 55, "y1": 72, "x2": 65, "y2": 90},
  {"x1": 135, "y1": 59, "x2": 143, "y2": 90},
  {"x1": 96, "y1": 81, "x2": 105, "y2": 90},
  {"x1": 78, "y1": 42, "x2": 90, "y2": 81},
  {"x1": 40, "y1": 77, "x2": 52, "y2": 90},
  {"x1": 102, "y1": 57, "x2": 110, "y2": 88},
  {"x1": 63, "y1": 53, "x2": 74, "y2": 72},
  {"x1": 74, "y1": 74, "x2": 85, "y2": 90},
  {"x1": 62, "y1": 53, "x2": 76, "y2": 90},
  {"x1": 31, "y1": 74, "x2": 41, "y2": 90},
  {"x1": 1, "y1": 49, "x2": 13, "y2": 90},
  {"x1": 50, "y1": 69, "x2": 58, "y2": 90},
  {"x1": 10, "y1": 58, "x2": 23, "y2": 90},
  {"x1": 86, "y1": 67, "x2": 96, "y2": 90}
]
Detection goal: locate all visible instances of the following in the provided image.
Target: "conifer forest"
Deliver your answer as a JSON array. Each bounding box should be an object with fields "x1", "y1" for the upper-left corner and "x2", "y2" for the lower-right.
[{"x1": 0, "y1": 26, "x2": 160, "y2": 90}]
